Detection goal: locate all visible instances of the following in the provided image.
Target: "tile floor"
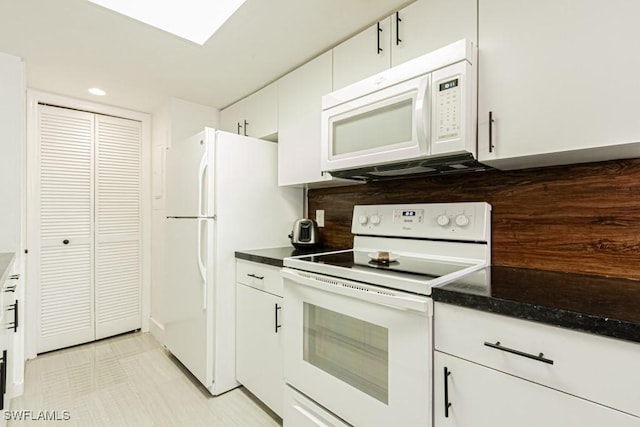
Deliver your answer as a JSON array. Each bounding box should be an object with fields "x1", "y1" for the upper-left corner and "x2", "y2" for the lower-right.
[{"x1": 7, "y1": 332, "x2": 282, "y2": 426}]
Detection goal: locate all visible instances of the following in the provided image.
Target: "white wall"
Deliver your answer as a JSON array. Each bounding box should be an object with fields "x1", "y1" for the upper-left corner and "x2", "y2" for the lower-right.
[
  {"x1": 0, "y1": 52, "x2": 25, "y2": 253},
  {"x1": 150, "y1": 98, "x2": 218, "y2": 342}
]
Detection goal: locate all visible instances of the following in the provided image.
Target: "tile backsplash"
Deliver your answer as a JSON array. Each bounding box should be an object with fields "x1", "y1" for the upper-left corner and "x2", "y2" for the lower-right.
[{"x1": 308, "y1": 158, "x2": 640, "y2": 279}]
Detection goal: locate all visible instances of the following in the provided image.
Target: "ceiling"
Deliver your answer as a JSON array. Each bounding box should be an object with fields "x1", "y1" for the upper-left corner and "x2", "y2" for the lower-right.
[{"x1": 0, "y1": 0, "x2": 412, "y2": 113}]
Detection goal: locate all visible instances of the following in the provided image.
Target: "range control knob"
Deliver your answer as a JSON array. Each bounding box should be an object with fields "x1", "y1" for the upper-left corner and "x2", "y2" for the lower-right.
[
  {"x1": 455, "y1": 214, "x2": 470, "y2": 227},
  {"x1": 436, "y1": 214, "x2": 450, "y2": 226},
  {"x1": 358, "y1": 215, "x2": 368, "y2": 225},
  {"x1": 370, "y1": 215, "x2": 381, "y2": 225}
]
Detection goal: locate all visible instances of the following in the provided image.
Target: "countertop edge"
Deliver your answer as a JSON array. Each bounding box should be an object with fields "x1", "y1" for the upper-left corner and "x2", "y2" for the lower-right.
[
  {"x1": 432, "y1": 287, "x2": 640, "y2": 344},
  {"x1": 234, "y1": 251, "x2": 284, "y2": 268}
]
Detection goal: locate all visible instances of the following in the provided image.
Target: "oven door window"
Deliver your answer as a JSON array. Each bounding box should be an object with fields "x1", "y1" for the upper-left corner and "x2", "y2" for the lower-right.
[{"x1": 303, "y1": 303, "x2": 389, "y2": 404}]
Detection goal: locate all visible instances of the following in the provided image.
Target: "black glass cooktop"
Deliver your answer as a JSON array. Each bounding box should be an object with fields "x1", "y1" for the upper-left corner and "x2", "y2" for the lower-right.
[{"x1": 296, "y1": 250, "x2": 472, "y2": 280}]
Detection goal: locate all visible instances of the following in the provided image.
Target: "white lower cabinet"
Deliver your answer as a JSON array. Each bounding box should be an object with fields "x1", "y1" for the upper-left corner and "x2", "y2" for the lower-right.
[
  {"x1": 235, "y1": 261, "x2": 284, "y2": 417},
  {"x1": 434, "y1": 352, "x2": 640, "y2": 427},
  {"x1": 0, "y1": 256, "x2": 24, "y2": 423},
  {"x1": 434, "y1": 302, "x2": 640, "y2": 426}
]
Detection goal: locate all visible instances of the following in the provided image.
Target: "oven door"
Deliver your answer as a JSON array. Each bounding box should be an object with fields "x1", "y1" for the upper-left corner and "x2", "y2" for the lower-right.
[{"x1": 282, "y1": 268, "x2": 433, "y2": 427}]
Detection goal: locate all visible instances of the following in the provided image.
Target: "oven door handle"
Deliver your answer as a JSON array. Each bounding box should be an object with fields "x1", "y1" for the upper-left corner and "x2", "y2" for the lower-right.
[{"x1": 282, "y1": 268, "x2": 431, "y2": 314}]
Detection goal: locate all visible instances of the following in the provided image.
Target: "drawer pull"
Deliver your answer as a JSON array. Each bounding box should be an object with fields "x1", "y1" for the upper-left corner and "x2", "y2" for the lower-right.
[
  {"x1": 484, "y1": 341, "x2": 554, "y2": 365},
  {"x1": 247, "y1": 273, "x2": 264, "y2": 280}
]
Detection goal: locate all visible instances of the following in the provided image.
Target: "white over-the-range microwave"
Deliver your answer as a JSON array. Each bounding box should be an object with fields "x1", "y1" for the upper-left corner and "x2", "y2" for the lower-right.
[{"x1": 321, "y1": 39, "x2": 489, "y2": 181}]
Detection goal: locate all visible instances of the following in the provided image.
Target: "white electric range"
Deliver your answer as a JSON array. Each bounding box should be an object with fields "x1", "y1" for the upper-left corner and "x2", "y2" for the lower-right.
[{"x1": 281, "y1": 202, "x2": 491, "y2": 427}]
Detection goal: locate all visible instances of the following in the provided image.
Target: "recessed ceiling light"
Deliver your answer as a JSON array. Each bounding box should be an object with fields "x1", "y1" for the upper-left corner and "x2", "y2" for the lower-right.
[
  {"x1": 87, "y1": 0, "x2": 247, "y2": 45},
  {"x1": 88, "y1": 88, "x2": 107, "y2": 96}
]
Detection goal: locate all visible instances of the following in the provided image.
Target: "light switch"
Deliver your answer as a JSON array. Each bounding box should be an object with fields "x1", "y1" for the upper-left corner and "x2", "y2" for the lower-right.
[{"x1": 316, "y1": 210, "x2": 325, "y2": 227}]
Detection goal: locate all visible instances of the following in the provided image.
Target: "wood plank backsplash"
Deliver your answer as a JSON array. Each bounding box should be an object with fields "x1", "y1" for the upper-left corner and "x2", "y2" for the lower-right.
[{"x1": 308, "y1": 159, "x2": 640, "y2": 279}]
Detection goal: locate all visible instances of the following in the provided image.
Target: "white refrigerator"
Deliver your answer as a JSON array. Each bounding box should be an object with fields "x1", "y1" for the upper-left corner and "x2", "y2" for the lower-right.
[{"x1": 163, "y1": 128, "x2": 302, "y2": 395}]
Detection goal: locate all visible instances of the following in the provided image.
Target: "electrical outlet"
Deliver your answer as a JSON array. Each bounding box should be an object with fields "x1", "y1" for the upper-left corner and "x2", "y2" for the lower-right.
[{"x1": 315, "y1": 210, "x2": 325, "y2": 227}]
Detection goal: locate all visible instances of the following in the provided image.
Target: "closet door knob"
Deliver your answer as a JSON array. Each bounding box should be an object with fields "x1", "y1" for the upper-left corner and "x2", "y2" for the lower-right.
[{"x1": 63, "y1": 239, "x2": 70, "y2": 245}]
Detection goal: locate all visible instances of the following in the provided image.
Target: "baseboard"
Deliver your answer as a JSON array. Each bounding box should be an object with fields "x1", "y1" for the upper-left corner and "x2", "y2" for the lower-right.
[{"x1": 149, "y1": 317, "x2": 165, "y2": 344}]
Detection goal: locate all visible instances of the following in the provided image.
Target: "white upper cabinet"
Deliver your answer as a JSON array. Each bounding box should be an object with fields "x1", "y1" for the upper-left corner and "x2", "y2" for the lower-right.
[
  {"x1": 219, "y1": 81, "x2": 278, "y2": 140},
  {"x1": 391, "y1": 0, "x2": 477, "y2": 67},
  {"x1": 332, "y1": 18, "x2": 392, "y2": 90},
  {"x1": 478, "y1": 0, "x2": 640, "y2": 169},
  {"x1": 332, "y1": 0, "x2": 477, "y2": 90},
  {"x1": 219, "y1": 98, "x2": 244, "y2": 136},
  {"x1": 278, "y1": 51, "x2": 334, "y2": 187},
  {"x1": 0, "y1": 52, "x2": 25, "y2": 253}
]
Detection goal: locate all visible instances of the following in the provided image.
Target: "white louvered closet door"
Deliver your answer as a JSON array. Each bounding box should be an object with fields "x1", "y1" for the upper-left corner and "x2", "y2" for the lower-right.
[
  {"x1": 36, "y1": 105, "x2": 142, "y2": 353},
  {"x1": 37, "y1": 105, "x2": 95, "y2": 353},
  {"x1": 95, "y1": 115, "x2": 141, "y2": 339}
]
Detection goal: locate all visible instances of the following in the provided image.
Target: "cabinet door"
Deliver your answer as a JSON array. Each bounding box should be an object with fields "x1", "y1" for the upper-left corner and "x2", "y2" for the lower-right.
[
  {"x1": 332, "y1": 17, "x2": 391, "y2": 90},
  {"x1": 391, "y1": 0, "x2": 477, "y2": 67},
  {"x1": 244, "y1": 81, "x2": 278, "y2": 140},
  {"x1": 219, "y1": 100, "x2": 244, "y2": 135},
  {"x1": 278, "y1": 51, "x2": 333, "y2": 187},
  {"x1": 236, "y1": 284, "x2": 283, "y2": 417},
  {"x1": 434, "y1": 352, "x2": 640, "y2": 427},
  {"x1": 0, "y1": 53, "x2": 24, "y2": 253},
  {"x1": 478, "y1": 0, "x2": 640, "y2": 169}
]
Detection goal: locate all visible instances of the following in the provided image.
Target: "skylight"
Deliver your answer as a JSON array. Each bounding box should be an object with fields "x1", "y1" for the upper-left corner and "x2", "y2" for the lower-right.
[{"x1": 87, "y1": 0, "x2": 247, "y2": 45}]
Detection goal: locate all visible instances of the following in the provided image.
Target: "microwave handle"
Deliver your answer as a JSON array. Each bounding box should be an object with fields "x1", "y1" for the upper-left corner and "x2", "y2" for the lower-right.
[{"x1": 414, "y1": 75, "x2": 430, "y2": 152}]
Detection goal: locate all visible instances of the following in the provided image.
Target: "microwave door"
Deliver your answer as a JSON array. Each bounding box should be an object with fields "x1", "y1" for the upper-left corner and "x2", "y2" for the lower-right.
[{"x1": 322, "y1": 75, "x2": 430, "y2": 172}]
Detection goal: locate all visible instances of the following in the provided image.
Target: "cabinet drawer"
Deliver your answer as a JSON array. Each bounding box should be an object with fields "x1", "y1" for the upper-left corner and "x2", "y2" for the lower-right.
[
  {"x1": 434, "y1": 351, "x2": 640, "y2": 427},
  {"x1": 434, "y1": 302, "x2": 640, "y2": 418},
  {"x1": 236, "y1": 260, "x2": 283, "y2": 296}
]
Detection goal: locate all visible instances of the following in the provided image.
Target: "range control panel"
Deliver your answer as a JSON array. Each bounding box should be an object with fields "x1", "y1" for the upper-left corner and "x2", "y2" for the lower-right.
[{"x1": 352, "y1": 202, "x2": 491, "y2": 242}]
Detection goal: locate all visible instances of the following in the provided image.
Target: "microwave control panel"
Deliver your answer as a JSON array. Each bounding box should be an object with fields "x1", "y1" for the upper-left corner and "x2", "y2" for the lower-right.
[{"x1": 434, "y1": 75, "x2": 461, "y2": 141}]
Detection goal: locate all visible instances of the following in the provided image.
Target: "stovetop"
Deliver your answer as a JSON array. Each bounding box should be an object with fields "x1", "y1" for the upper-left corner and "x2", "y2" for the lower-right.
[
  {"x1": 296, "y1": 250, "x2": 473, "y2": 279},
  {"x1": 284, "y1": 202, "x2": 492, "y2": 296},
  {"x1": 285, "y1": 248, "x2": 484, "y2": 296}
]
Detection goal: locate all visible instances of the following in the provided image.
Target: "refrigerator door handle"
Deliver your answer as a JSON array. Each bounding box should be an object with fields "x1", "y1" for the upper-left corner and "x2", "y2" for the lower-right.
[
  {"x1": 198, "y1": 149, "x2": 208, "y2": 217},
  {"x1": 197, "y1": 144, "x2": 208, "y2": 310},
  {"x1": 197, "y1": 218, "x2": 207, "y2": 310}
]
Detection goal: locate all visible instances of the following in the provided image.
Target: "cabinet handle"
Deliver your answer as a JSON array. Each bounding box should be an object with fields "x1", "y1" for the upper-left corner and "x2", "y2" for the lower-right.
[
  {"x1": 484, "y1": 341, "x2": 554, "y2": 365},
  {"x1": 63, "y1": 239, "x2": 70, "y2": 245},
  {"x1": 488, "y1": 111, "x2": 495, "y2": 153},
  {"x1": 243, "y1": 120, "x2": 248, "y2": 137},
  {"x1": 247, "y1": 273, "x2": 264, "y2": 280},
  {"x1": 237, "y1": 122, "x2": 242, "y2": 135},
  {"x1": 395, "y1": 12, "x2": 402, "y2": 45},
  {"x1": 444, "y1": 367, "x2": 452, "y2": 418},
  {"x1": 8, "y1": 275, "x2": 18, "y2": 280},
  {"x1": 275, "y1": 303, "x2": 282, "y2": 333},
  {"x1": 3, "y1": 286, "x2": 16, "y2": 293},
  {"x1": 0, "y1": 350, "x2": 6, "y2": 410},
  {"x1": 377, "y1": 22, "x2": 383, "y2": 54},
  {"x1": 6, "y1": 301, "x2": 18, "y2": 333}
]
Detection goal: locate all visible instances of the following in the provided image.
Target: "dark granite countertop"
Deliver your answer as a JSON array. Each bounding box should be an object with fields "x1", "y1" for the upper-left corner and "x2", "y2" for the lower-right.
[
  {"x1": 432, "y1": 266, "x2": 640, "y2": 344},
  {"x1": 235, "y1": 246, "x2": 327, "y2": 268}
]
